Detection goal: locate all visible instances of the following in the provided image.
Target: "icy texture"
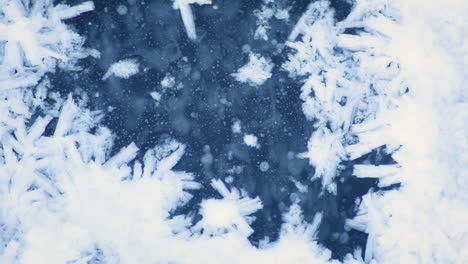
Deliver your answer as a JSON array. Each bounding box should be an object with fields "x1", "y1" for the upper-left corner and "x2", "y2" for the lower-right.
[
  {"x1": 0, "y1": 2, "x2": 357, "y2": 262},
  {"x1": 0, "y1": 93, "x2": 352, "y2": 264},
  {"x1": 232, "y1": 52, "x2": 273, "y2": 86},
  {"x1": 253, "y1": 0, "x2": 290, "y2": 41},
  {"x1": 102, "y1": 58, "x2": 140, "y2": 80},
  {"x1": 173, "y1": 0, "x2": 212, "y2": 40},
  {"x1": 285, "y1": 0, "x2": 403, "y2": 193},
  {"x1": 195, "y1": 180, "x2": 262, "y2": 237},
  {"x1": 1, "y1": 0, "x2": 467, "y2": 263},
  {"x1": 0, "y1": 0, "x2": 98, "y2": 90}
]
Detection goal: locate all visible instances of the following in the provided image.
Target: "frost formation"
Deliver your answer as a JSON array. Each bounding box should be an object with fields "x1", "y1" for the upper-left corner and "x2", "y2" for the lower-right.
[
  {"x1": 102, "y1": 58, "x2": 140, "y2": 80},
  {"x1": 232, "y1": 52, "x2": 273, "y2": 87},
  {"x1": 173, "y1": 0, "x2": 212, "y2": 40},
  {"x1": 1, "y1": 0, "x2": 467, "y2": 263}
]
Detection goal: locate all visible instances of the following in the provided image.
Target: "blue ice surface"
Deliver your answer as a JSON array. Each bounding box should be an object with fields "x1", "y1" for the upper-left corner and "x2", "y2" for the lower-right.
[{"x1": 51, "y1": 0, "x2": 394, "y2": 260}]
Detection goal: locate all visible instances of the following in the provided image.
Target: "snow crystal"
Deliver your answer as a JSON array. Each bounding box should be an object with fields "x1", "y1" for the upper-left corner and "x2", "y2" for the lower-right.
[
  {"x1": 254, "y1": 26, "x2": 269, "y2": 41},
  {"x1": 232, "y1": 53, "x2": 273, "y2": 86},
  {"x1": 253, "y1": 1, "x2": 290, "y2": 40},
  {"x1": 0, "y1": 0, "x2": 97, "y2": 89},
  {"x1": 173, "y1": 0, "x2": 212, "y2": 40},
  {"x1": 275, "y1": 8, "x2": 290, "y2": 21},
  {"x1": 232, "y1": 120, "x2": 242, "y2": 133},
  {"x1": 150, "y1": 91, "x2": 162, "y2": 102},
  {"x1": 161, "y1": 73, "x2": 176, "y2": 89},
  {"x1": 283, "y1": 0, "x2": 403, "y2": 192},
  {"x1": 2, "y1": 0, "x2": 467, "y2": 263},
  {"x1": 0, "y1": 1, "x2": 351, "y2": 263},
  {"x1": 54, "y1": 2, "x2": 96, "y2": 20},
  {"x1": 284, "y1": 0, "x2": 468, "y2": 262},
  {"x1": 290, "y1": 177, "x2": 308, "y2": 193},
  {"x1": 196, "y1": 179, "x2": 262, "y2": 237},
  {"x1": 243, "y1": 134, "x2": 259, "y2": 148},
  {"x1": 102, "y1": 58, "x2": 140, "y2": 80}
]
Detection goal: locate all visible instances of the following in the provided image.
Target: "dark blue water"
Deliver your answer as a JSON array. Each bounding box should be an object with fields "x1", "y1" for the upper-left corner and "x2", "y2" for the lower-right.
[{"x1": 48, "y1": 0, "x2": 396, "y2": 260}]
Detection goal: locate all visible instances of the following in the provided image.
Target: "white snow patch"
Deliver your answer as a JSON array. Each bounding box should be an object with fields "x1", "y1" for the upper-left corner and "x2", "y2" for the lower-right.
[
  {"x1": 0, "y1": 0, "x2": 97, "y2": 89},
  {"x1": 196, "y1": 179, "x2": 262, "y2": 237},
  {"x1": 253, "y1": 1, "x2": 290, "y2": 40},
  {"x1": 243, "y1": 134, "x2": 259, "y2": 148},
  {"x1": 232, "y1": 120, "x2": 242, "y2": 133},
  {"x1": 150, "y1": 91, "x2": 161, "y2": 102},
  {"x1": 232, "y1": 53, "x2": 273, "y2": 86},
  {"x1": 102, "y1": 58, "x2": 140, "y2": 80},
  {"x1": 161, "y1": 73, "x2": 176, "y2": 89},
  {"x1": 254, "y1": 26, "x2": 269, "y2": 41}
]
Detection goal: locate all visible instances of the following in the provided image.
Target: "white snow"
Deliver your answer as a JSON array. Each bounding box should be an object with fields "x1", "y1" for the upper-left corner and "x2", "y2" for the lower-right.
[
  {"x1": 232, "y1": 53, "x2": 273, "y2": 86},
  {"x1": 232, "y1": 120, "x2": 242, "y2": 133},
  {"x1": 150, "y1": 91, "x2": 162, "y2": 102},
  {"x1": 196, "y1": 180, "x2": 263, "y2": 237},
  {"x1": 342, "y1": 0, "x2": 468, "y2": 262},
  {"x1": 290, "y1": 177, "x2": 308, "y2": 193},
  {"x1": 102, "y1": 58, "x2": 140, "y2": 80},
  {"x1": 161, "y1": 73, "x2": 176, "y2": 88},
  {"x1": 243, "y1": 134, "x2": 259, "y2": 148}
]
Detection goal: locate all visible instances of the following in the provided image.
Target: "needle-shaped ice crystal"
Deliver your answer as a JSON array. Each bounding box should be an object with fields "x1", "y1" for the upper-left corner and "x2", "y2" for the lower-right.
[{"x1": 173, "y1": 0, "x2": 212, "y2": 40}]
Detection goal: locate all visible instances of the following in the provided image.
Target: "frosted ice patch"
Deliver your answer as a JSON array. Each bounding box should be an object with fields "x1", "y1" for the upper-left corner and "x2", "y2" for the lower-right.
[
  {"x1": 102, "y1": 58, "x2": 140, "y2": 80},
  {"x1": 173, "y1": 0, "x2": 212, "y2": 40},
  {"x1": 254, "y1": 2, "x2": 290, "y2": 40},
  {"x1": 150, "y1": 91, "x2": 161, "y2": 103},
  {"x1": 232, "y1": 53, "x2": 273, "y2": 86}
]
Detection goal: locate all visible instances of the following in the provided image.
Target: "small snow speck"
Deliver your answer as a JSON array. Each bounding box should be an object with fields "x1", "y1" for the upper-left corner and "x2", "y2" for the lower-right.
[
  {"x1": 244, "y1": 134, "x2": 258, "y2": 147},
  {"x1": 161, "y1": 73, "x2": 176, "y2": 89},
  {"x1": 117, "y1": 5, "x2": 128, "y2": 15},
  {"x1": 259, "y1": 161, "x2": 270, "y2": 172},
  {"x1": 102, "y1": 59, "x2": 139, "y2": 80},
  {"x1": 232, "y1": 120, "x2": 242, "y2": 133}
]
